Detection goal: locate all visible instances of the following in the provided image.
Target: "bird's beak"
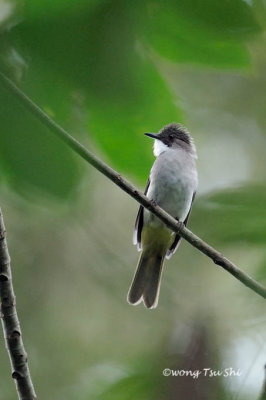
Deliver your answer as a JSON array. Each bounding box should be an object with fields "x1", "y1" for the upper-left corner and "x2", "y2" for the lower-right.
[{"x1": 144, "y1": 132, "x2": 159, "y2": 140}]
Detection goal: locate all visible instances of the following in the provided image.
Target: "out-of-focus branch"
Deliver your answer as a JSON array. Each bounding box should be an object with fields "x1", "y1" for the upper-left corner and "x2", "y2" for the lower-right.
[
  {"x1": 0, "y1": 72, "x2": 266, "y2": 301},
  {"x1": 0, "y1": 207, "x2": 37, "y2": 399}
]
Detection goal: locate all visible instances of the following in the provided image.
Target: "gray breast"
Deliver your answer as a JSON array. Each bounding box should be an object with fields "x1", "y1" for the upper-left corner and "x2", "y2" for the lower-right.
[{"x1": 146, "y1": 148, "x2": 198, "y2": 222}]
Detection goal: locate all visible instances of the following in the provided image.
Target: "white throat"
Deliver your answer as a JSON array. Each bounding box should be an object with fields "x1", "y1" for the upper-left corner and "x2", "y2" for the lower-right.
[
  {"x1": 153, "y1": 139, "x2": 169, "y2": 157},
  {"x1": 153, "y1": 138, "x2": 198, "y2": 159}
]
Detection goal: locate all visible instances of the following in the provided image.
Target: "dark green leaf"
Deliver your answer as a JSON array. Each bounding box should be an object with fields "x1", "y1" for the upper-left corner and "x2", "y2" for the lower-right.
[
  {"x1": 0, "y1": 79, "x2": 82, "y2": 199},
  {"x1": 143, "y1": 0, "x2": 260, "y2": 67},
  {"x1": 192, "y1": 184, "x2": 266, "y2": 245}
]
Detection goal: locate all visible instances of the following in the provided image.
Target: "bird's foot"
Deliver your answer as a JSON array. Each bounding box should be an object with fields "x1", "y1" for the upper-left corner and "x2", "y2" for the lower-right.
[
  {"x1": 175, "y1": 217, "x2": 184, "y2": 229},
  {"x1": 179, "y1": 221, "x2": 185, "y2": 229}
]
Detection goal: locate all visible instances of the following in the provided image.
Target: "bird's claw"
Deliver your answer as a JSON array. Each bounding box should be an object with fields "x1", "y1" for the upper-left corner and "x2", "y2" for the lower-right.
[{"x1": 178, "y1": 221, "x2": 185, "y2": 229}]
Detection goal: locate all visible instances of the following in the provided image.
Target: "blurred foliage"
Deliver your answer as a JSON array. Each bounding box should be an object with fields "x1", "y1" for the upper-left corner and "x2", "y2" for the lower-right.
[
  {"x1": 95, "y1": 323, "x2": 227, "y2": 400},
  {"x1": 0, "y1": 80, "x2": 81, "y2": 198},
  {"x1": 0, "y1": 1, "x2": 266, "y2": 400},
  {"x1": 143, "y1": 0, "x2": 260, "y2": 67},
  {"x1": 193, "y1": 184, "x2": 266, "y2": 245},
  {"x1": 0, "y1": 0, "x2": 262, "y2": 198}
]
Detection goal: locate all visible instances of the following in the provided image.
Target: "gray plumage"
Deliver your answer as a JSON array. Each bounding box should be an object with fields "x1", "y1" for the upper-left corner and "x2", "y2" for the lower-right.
[{"x1": 128, "y1": 123, "x2": 198, "y2": 309}]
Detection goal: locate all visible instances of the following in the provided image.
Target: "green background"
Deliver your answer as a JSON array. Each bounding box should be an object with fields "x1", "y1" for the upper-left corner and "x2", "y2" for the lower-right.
[{"x1": 0, "y1": 0, "x2": 266, "y2": 398}]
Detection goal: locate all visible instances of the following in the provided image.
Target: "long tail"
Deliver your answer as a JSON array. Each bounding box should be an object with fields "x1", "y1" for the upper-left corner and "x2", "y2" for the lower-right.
[{"x1": 127, "y1": 250, "x2": 165, "y2": 309}]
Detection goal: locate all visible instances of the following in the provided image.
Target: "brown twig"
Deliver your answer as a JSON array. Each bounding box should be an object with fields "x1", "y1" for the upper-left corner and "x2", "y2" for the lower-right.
[{"x1": 0, "y1": 207, "x2": 37, "y2": 399}]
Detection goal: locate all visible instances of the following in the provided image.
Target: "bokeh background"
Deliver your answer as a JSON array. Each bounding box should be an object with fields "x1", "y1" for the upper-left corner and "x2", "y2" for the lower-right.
[{"x1": 0, "y1": 0, "x2": 266, "y2": 399}]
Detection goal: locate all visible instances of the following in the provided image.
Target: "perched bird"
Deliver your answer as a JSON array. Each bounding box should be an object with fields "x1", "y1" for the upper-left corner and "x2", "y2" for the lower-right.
[{"x1": 127, "y1": 123, "x2": 198, "y2": 309}]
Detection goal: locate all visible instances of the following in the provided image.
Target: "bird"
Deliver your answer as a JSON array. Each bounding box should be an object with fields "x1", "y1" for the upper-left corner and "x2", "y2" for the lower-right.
[{"x1": 127, "y1": 123, "x2": 198, "y2": 309}]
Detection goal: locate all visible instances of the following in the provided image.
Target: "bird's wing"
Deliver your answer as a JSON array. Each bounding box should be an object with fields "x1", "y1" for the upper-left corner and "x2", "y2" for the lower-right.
[
  {"x1": 166, "y1": 191, "x2": 196, "y2": 259},
  {"x1": 133, "y1": 178, "x2": 150, "y2": 251}
]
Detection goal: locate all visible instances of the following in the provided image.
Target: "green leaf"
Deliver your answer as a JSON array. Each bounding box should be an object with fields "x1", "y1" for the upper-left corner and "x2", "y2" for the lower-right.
[
  {"x1": 0, "y1": 79, "x2": 82, "y2": 200},
  {"x1": 192, "y1": 184, "x2": 266, "y2": 245},
  {"x1": 0, "y1": 0, "x2": 262, "y2": 199},
  {"x1": 142, "y1": 0, "x2": 260, "y2": 68},
  {"x1": 87, "y1": 56, "x2": 182, "y2": 182},
  {"x1": 5, "y1": 2, "x2": 183, "y2": 183},
  {"x1": 22, "y1": 0, "x2": 103, "y2": 21}
]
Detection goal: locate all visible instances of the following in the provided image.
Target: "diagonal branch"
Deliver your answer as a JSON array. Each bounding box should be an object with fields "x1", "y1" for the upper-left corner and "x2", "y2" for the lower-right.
[
  {"x1": 0, "y1": 72, "x2": 266, "y2": 300},
  {"x1": 0, "y1": 207, "x2": 37, "y2": 399}
]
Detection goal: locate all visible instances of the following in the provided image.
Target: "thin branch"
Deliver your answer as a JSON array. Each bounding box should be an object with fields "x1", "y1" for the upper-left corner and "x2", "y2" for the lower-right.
[
  {"x1": 1, "y1": 72, "x2": 266, "y2": 300},
  {"x1": 0, "y1": 207, "x2": 37, "y2": 399}
]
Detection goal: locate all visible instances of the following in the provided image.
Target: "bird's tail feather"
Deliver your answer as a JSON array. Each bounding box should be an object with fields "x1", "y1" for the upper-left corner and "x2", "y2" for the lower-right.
[{"x1": 127, "y1": 251, "x2": 164, "y2": 309}]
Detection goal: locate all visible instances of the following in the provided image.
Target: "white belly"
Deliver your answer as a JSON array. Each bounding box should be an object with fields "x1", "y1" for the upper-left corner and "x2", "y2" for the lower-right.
[{"x1": 145, "y1": 148, "x2": 198, "y2": 224}]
